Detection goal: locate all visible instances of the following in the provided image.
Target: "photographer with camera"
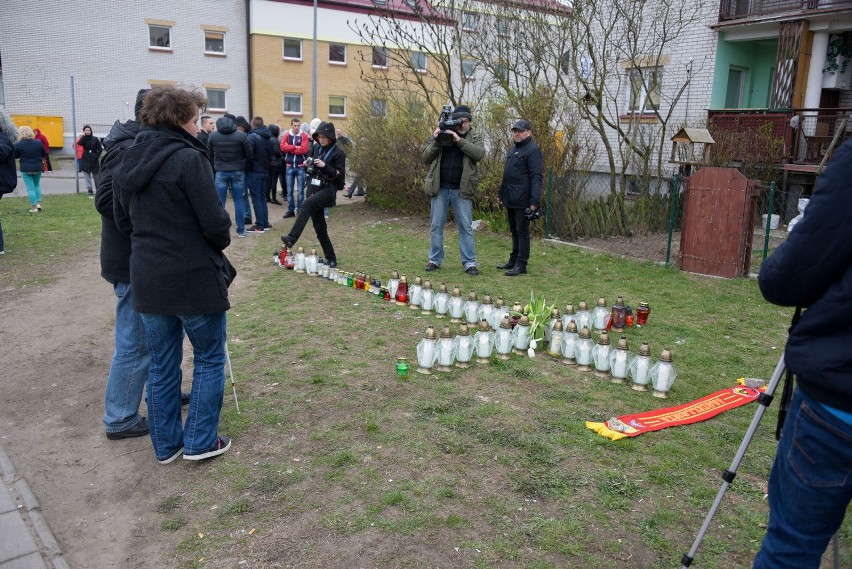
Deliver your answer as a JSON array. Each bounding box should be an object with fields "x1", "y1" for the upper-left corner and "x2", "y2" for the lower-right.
[
  {"x1": 280, "y1": 121, "x2": 344, "y2": 267},
  {"x1": 496, "y1": 120, "x2": 542, "y2": 276},
  {"x1": 753, "y1": 138, "x2": 852, "y2": 568},
  {"x1": 423, "y1": 104, "x2": 485, "y2": 276}
]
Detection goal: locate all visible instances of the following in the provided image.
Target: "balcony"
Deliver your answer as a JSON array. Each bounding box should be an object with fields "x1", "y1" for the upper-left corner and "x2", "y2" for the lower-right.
[
  {"x1": 719, "y1": 0, "x2": 852, "y2": 22},
  {"x1": 707, "y1": 107, "x2": 852, "y2": 168}
]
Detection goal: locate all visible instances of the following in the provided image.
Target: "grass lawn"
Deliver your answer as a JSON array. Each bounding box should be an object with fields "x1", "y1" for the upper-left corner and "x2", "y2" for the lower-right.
[{"x1": 2, "y1": 194, "x2": 849, "y2": 568}]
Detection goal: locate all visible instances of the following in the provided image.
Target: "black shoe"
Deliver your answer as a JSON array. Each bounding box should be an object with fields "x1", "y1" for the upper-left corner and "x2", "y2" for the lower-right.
[
  {"x1": 328, "y1": 260, "x2": 337, "y2": 269},
  {"x1": 106, "y1": 417, "x2": 149, "y2": 440},
  {"x1": 505, "y1": 266, "x2": 527, "y2": 276},
  {"x1": 345, "y1": 193, "x2": 353, "y2": 199},
  {"x1": 181, "y1": 391, "x2": 190, "y2": 406},
  {"x1": 281, "y1": 235, "x2": 295, "y2": 248},
  {"x1": 354, "y1": 191, "x2": 365, "y2": 196},
  {"x1": 282, "y1": 211, "x2": 295, "y2": 218},
  {"x1": 465, "y1": 266, "x2": 479, "y2": 276},
  {"x1": 496, "y1": 262, "x2": 515, "y2": 270},
  {"x1": 271, "y1": 199, "x2": 283, "y2": 205},
  {"x1": 266, "y1": 198, "x2": 272, "y2": 203},
  {"x1": 425, "y1": 262, "x2": 439, "y2": 272}
]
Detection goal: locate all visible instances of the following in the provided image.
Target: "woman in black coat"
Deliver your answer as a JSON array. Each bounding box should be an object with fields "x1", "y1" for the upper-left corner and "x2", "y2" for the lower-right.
[
  {"x1": 76, "y1": 125, "x2": 103, "y2": 194},
  {"x1": 280, "y1": 121, "x2": 344, "y2": 266}
]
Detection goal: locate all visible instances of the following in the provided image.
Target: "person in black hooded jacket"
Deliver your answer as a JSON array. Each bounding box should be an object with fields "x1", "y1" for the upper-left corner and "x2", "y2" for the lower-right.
[
  {"x1": 280, "y1": 121, "x2": 344, "y2": 266},
  {"x1": 208, "y1": 113, "x2": 252, "y2": 236},
  {"x1": 113, "y1": 86, "x2": 234, "y2": 464},
  {"x1": 245, "y1": 116, "x2": 273, "y2": 232}
]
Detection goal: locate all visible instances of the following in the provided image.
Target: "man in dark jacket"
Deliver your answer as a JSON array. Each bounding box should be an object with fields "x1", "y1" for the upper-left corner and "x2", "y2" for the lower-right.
[
  {"x1": 208, "y1": 113, "x2": 252, "y2": 237},
  {"x1": 280, "y1": 121, "x2": 344, "y2": 266},
  {"x1": 197, "y1": 115, "x2": 214, "y2": 146},
  {"x1": 266, "y1": 124, "x2": 284, "y2": 205},
  {"x1": 497, "y1": 119, "x2": 543, "y2": 276},
  {"x1": 95, "y1": 89, "x2": 151, "y2": 440},
  {"x1": 245, "y1": 116, "x2": 274, "y2": 232},
  {"x1": 422, "y1": 105, "x2": 485, "y2": 276},
  {"x1": 754, "y1": 139, "x2": 852, "y2": 568}
]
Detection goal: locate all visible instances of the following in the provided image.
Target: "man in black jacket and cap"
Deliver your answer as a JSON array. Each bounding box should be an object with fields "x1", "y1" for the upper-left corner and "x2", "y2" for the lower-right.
[
  {"x1": 497, "y1": 119, "x2": 543, "y2": 276},
  {"x1": 208, "y1": 113, "x2": 252, "y2": 236}
]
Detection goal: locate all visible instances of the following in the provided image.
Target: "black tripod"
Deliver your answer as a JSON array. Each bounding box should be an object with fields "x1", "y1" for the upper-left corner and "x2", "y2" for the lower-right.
[{"x1": 680, "y1": 352, "x2": 842, "y2": 568}]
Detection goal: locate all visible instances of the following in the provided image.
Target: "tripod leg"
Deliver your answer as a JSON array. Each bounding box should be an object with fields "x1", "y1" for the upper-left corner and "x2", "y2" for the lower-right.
[{"x1": 681, "y1": 355, "x2": 786, "y2": 568}]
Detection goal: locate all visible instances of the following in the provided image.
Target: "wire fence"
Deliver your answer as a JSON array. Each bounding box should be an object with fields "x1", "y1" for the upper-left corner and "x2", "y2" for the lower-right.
[{"x1": 540, "y1": 168, "x2": 787, "y2": 276}]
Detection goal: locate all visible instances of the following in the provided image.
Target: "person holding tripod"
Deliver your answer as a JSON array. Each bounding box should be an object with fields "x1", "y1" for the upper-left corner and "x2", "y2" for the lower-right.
[{"x1": 754, "y1": 138, "x2": 852, "y2": 568}]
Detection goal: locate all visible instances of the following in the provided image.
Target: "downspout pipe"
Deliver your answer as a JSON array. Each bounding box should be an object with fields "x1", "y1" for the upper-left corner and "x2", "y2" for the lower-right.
[{"x1": 246, "y1": 0, "x2": 254, "y2": 117}]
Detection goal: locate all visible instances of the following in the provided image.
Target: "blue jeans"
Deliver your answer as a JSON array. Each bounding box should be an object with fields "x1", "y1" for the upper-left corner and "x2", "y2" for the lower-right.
[
  {"x1": 285, "y1": 165, "x2": 306, "y2": 213},
  {"x1": 104, "y1": 282, "x2": 149, "y2": 433},
  {"x1": 429, "y1": 188, "x2": 476, "y2": 269},
  {"x1": 140, "y1": 312, "x2": 227, "y2": 460},
  {"x1": 21, "y1": 172, "x2": 42, "y2": 206},
  {"x1": 246, "y1": 171, "x2": 270, "y2": 228},
  {"x1": 753, "y1": 388, "x2": 852, "y2": 568},
  {"x1": 215, "y1": 171, "x2": 246, "y2": 234}
]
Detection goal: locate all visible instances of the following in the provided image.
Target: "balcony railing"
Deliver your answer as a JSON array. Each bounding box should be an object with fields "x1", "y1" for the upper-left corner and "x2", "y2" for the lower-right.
[
  {"x1": 719, "y1": 0, "x2": 852, "y2": 21},
  {"x1": 707, "y1": 108, "x2": 852, "y2": 167}
]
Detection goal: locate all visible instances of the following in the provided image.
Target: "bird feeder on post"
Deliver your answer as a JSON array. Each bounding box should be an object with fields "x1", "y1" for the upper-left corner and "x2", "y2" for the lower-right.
[{"x1": 670, "y1": 128, "x2": 715, "y2": 177}]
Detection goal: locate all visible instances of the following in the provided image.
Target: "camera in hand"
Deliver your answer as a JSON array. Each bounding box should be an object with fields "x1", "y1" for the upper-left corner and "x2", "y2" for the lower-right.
[
  {"x1": 436, "y1": 104, "x2": 463, "y2": 146},
  {"x1": 525, "y1": 207, "x2": 543, "y2": 221},
  {"x1": 304, "y1": 156, "x2": 316, "y2": 176}
]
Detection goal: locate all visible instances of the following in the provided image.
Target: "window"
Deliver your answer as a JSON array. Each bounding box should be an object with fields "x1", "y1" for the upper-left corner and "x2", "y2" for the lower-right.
[
  {"x1": 411, "y1": 51, "x2": 427, "y2": 72},
  {"x1": 495, "y1": 62, "x2": 508, "y2": 81},
  {"x1": 207, "y1": 88, "x2": 226, "y2": 111},
  {"x1": 372, "y1": 47, "x2": 388, "y2": 68},
  {"x1": 725, "y1": 66, "x2": 747, "y2": 108},
  {"x1": 410, "y1": 100, "x2": 426, "y2": 118},
  {"x1": 371, "y1": 99, "x2": 387, "y2": 117},
  {"x1": 497, "y1": 17, "x2": 510, "y2": 36},
  {"x1": 329, "y1": 95, "x2": 347, "y2": 117},
  {"x1": 462, "y1": 59, "x2": 476, "y2": 79},
  {"x1": 204, "y1": 30, "x2": 225, "y2": 54},
  {"x1": 329, "y1": 43, "x2": 346, "y2": 64},
  {"x1": 149, "y1": 25, "x2": 171, "y2": 50},
  {"x1": 627, "y1": 67, "x2": 662, "y2": 114},
  {"x1": 283, "y1": 93, "x2": 302, "y2": 114},
  {"x1": 559, "y1": 51, "x2": 571, "y2": 74},
  {"x1": 283, "y1": 38, "x2": 302, "y2": 60},
  {"x1": 462, "y1": 12, "x2": 478, "y2": 31}
]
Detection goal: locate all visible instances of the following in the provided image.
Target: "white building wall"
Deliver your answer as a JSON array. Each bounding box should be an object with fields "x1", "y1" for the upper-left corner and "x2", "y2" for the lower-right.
[{"x1": 1, "y1": 0, "x2": 249, "y2": 152}]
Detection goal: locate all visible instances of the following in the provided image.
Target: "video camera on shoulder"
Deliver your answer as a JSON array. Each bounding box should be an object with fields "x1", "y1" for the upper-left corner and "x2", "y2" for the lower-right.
[{"x1": 436, "y1": 104, "x2": 463, "y2": 146}]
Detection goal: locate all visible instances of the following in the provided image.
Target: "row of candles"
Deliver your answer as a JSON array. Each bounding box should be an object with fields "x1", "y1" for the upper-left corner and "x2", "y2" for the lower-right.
[
  {"x1": 275, "y1": 246, "x2": 674, "y2": 396},
  {"x1": 275, "y1": 247, "x2": 652, "y2": 331},
  {"x1": 410, "y1": 320, "x2": 677, "y2": 398}
]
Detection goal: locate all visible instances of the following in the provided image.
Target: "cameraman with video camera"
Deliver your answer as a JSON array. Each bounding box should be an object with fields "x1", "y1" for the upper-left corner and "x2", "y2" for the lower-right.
[
  {"x1": 496, "y1": 119, "x2": 542, "y2": 276},
  {"x1": 754, "y1": 137, "x2": 852, "y2": 568},
  {"x1": 423, "y1": 104, "x2": 485, "y2": 276}
]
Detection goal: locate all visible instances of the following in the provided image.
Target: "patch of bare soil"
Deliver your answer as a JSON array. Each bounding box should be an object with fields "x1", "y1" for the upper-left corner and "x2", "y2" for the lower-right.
[
  {"x1": 0, "y1": 227, "x2": 260, "y2": 568},
  {"x1": 563, "y1": 232, "x2": 682, "y2": 264}
]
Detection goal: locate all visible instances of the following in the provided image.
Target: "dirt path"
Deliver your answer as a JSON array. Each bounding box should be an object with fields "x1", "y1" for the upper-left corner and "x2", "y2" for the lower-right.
[{"x1": 0, "y1": 239, "x2": 260, "y2": 568}]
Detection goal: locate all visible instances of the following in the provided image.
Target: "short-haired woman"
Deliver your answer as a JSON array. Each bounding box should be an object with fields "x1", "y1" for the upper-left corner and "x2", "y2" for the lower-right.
[
  {"x1": 113, "y1": 86, "x2": 235, "y2": 464},
  {"x1": 76, "y1": 125, "x2": 102, "y2": 195},
  {"x1": 14, "y1": 126, "x2": 47, "y2": 212}
]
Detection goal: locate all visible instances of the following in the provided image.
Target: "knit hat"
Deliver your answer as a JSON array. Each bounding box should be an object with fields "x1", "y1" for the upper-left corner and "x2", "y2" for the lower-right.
[
  {"x1": 300, "y1": 122, "x2": 311, "y2": 135},
  {"x1": 452, "y1": 105, "x2": 472, "y2": 121},
  {"x1": 235, "y1": 115, "x2": 251, "y2": 131},
  {"x1": 134, "y1": 89, "x2": 151, "y2": 121},
  {"x1": 268, "y1": 124, "x2": 280, "y2": 137},
  {"x1": 309, "y1": 117, "x2": 322, "y2": 134}
]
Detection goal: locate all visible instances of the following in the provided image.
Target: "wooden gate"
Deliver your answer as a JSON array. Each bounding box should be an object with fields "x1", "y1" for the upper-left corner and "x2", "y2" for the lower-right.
[{"x1": 679, "y1": 168, "x2": 761, "y2": 278}]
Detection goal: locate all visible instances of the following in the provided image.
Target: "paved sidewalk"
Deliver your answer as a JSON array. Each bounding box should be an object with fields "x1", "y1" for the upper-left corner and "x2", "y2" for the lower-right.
[{"x1": 0, "y1": 447, "x2": 68, "y2": 569}]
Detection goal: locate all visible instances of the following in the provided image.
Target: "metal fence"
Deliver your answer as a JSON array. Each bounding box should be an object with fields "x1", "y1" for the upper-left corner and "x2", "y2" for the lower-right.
[{"x1": 540, "y1": 169, "x2": 785, "y2": 276}]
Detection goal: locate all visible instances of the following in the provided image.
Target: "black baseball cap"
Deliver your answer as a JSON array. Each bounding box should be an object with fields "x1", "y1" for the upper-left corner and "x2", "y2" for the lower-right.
[{"x1": 511, "y1": 119, "x2": 532, "y2": 132}]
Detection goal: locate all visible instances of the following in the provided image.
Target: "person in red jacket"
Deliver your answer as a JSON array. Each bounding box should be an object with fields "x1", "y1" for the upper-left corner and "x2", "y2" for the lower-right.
[
  {"x1": 280, "y1": 118, "x2": 309, "y2": 218},
  {"x1": 33, "y1": 128, "x2": 52, "y2": 171}
]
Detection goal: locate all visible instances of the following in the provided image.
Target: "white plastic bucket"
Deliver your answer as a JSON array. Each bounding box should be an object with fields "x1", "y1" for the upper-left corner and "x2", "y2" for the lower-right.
[{"x1": 761, "y1": 214, "x2": 780, "y2": 230}]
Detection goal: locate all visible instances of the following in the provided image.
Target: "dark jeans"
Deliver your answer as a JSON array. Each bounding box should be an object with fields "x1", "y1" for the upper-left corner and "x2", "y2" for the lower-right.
[
  {"x1": 506, "y1": 207, "x2": 531, "y2": 269},
  {"x1": 246, "y1": 171, "x2": 269, "y2": 228},
  {"x1": 283, "y1": 186, "x2": 337, "y2": 261},
  {"x1": 753, "y1": 388, "x2": 852, "y2": 568},
  {"x1": 267, "y1": 165, "x2": 284, "y2": 201}
]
